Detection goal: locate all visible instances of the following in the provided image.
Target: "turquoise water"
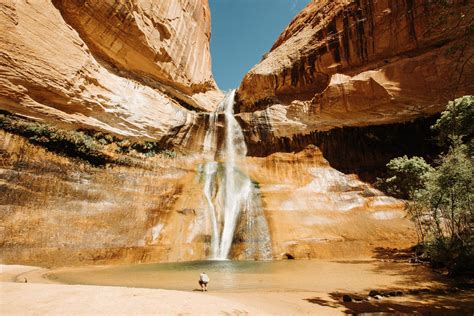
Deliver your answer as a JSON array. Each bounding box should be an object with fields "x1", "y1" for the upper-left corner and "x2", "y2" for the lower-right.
[{"x1": 115, "y1": 260, "x2": 276, "y2": 273}]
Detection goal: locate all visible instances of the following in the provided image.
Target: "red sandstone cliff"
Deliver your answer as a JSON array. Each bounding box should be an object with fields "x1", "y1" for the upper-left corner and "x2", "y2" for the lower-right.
[{"x1": 237, "y1": 0, "x2": 474, "y2": 136}]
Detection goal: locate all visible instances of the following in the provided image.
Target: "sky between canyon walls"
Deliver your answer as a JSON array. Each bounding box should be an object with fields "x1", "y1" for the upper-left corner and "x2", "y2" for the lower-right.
[{"x1": 209, "y1": 0, "x2": 310, "y2": 90}]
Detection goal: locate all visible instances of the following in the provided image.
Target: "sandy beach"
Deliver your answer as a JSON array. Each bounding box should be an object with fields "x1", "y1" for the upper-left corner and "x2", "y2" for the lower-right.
[
  {"x1": 0, "y1": 264, "x2": 338, "y2": 315},
  {"x1": 2, "y1": 261, "x2": 473, "y2": 315}
]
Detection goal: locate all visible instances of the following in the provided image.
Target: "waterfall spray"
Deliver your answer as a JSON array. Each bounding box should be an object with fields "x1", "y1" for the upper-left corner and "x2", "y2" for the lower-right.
[{"x1": 200, "y1": 90, "x2": 271, "y2": 260}]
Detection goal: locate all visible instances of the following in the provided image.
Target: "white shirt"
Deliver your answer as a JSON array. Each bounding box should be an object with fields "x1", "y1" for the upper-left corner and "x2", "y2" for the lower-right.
[{"x1": 200, "y1": 273, "x2": 209, "y2": 283}]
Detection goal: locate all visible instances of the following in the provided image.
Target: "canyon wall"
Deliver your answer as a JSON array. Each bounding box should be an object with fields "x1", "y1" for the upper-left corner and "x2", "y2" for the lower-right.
[
  {"x1": 0, "y1": 0, "x2": 224, "y2": 266},
  {"x1": 241, "y1": 146, "x2": 416, "y2": 260},
  {"x1": 237, "y1": 0, "x2": 474, "y2": 140},
  {"x1": 0, "y1": 131, "x2": 209, "y2": 266},
  {"x1": 0, "y1": 0, "x2": 221, "y2": 140},
  {"x1": 0, "y1": 131, "x2": 415, "y2": 266},
  {"x1": 3, "y1": 0, "x2": 472, "y2": 266}
]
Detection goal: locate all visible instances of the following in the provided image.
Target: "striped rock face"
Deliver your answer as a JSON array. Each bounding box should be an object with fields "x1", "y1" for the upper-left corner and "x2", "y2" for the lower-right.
[
  {"x1": 0, "y1": 132, "x2": 416, "y2": 266},
  {"x1": 0, "y1": 0, "x2": 221, "y2": 140},
  {"x1": 236, "y1": 0, "x2": 474, "y2": 139}
]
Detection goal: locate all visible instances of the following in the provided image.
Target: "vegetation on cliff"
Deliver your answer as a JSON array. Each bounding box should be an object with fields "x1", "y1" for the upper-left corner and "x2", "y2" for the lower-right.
[
  {"x1": 0, "y1": 111, "x2": 176, "y2": 167},
  {"x1": 379, "y1": 96, "x2": 473, "y2": 275}
]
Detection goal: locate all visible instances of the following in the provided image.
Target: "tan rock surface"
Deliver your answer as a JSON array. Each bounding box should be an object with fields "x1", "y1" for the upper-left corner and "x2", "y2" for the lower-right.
[
  {"x1": 0, "y1": 0, "x2": 452, "y2": 268},
  {"x1": 237, "y1": 0, "x2": 474, "y2": 138},
  {"x1": 0, "y1": 0, "x2": 220, "y2": 140},
  {"x1": 1, "y1": 132, "x2": 415, "y2": 265},
  {"x1": 53, "y1": 0, "x2": 219, "y2": 108},
  {"x1": 0, "y1": 131, "x2": 213, "y2": 266},
  {"x1": 243, "y1": 146, "x2": 415, "y2": 259}
]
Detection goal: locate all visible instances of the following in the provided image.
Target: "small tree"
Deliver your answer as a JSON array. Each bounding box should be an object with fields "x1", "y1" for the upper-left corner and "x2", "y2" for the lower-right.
[
  {"x1": 432, "y1": 95, "x2": 474, "y2": 153},
  {"x1": 377, "y1": 155, "x2": 433, "y2": 200},
  {"x1": 381, "y1": 96, "x2": 473, "y2": 275},
  {"x1": 418, "y1": 142, "x2": 473, "y2": 273}
]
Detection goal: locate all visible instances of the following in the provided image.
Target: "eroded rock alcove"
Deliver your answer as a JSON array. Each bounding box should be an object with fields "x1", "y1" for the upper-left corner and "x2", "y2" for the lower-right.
[{"x1": 1, "y1": 0, "x2": 473, "y2": 266}]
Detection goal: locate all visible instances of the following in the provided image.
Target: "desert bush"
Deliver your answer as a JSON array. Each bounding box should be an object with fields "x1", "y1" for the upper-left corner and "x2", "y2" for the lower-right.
[
  {"x1": 0, "y1": 113, "x2": 108, "y2": 166},
  {"x1": 0, "y1": 112, "x2": 178, "y2": 166}
]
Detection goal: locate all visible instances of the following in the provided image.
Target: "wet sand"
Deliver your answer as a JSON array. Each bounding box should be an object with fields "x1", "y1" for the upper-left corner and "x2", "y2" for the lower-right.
[{"x1": 2, "y1": 260, "x2": 473, "y2": 315}]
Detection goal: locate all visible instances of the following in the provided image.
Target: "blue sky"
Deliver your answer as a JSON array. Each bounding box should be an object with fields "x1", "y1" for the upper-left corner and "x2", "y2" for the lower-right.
[{"x1": 209, "y1": 0, "x2": 310, "y2": 90}]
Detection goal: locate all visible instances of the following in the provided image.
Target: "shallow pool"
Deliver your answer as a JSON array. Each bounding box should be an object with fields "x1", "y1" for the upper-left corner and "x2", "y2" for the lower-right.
[{"x1": 46, "y1": 259, "x2": 438, "y2": 293}]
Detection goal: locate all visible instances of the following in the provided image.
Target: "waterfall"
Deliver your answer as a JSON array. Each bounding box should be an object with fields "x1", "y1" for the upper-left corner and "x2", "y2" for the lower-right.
[{"x1": 200, "y1": 90, "x2": 271, "y2": 260}]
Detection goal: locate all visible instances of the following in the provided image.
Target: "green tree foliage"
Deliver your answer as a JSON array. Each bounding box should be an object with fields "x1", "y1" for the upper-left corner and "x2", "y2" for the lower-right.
[
  {"x1": 432, "y1": 96, "x2": 474, "y2": 151},
  {"x1": 410, "y1": 142, "x2": 473, "y2": 274},
  {"x1": 0, "y1": 112, "x2": 177, "y2": 166},
  {"x1": 381, "y1": 96, "x2": 473, "y2": 275},
  {"x1": 379, "y1": 156, "x2": 433, "y2": 200}
]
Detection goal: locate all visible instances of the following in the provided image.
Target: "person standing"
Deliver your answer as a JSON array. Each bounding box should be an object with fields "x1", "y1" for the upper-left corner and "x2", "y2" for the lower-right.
[{"x1": 199, "y1": 272, "x2": 209, "y2": 292}]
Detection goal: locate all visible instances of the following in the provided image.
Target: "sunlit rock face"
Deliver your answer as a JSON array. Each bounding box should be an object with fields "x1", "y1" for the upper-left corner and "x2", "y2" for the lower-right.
[
  {"x1": 52, "y1": 0, "x2": 221, "y2": 109},
  {"x1": 245, "y1": 146, "x2": 415, "y2": 259},
  {"x1": 0, "y1": 0, "x2": 221, "y2": 140},
  {"x1": 0, "y1": 132, "x2": 415, "y2": 266},
  {"x1": 0, "y1": 132, "x2": 207, "y2": 266},
  {"x1": 237, "y1": 0, "x2": 474, "y2": 137}
]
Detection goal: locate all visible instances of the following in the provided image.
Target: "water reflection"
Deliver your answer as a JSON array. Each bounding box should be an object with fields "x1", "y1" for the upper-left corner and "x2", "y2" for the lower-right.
[
  {"x1": 48, "y1": 260, "x2": 439, "y2": 293},
  {"x1": 117, "y1": 260, "x2": 276, "y2": 273}
]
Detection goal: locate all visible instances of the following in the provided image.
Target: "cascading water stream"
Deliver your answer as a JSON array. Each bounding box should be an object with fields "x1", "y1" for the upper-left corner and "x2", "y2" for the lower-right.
[
  {"x1": 200, "y1": 90, "x2": 271, "y2": 260},
  {"x1": 202, "y1": 162, "x2": 219, "y2": 256}
]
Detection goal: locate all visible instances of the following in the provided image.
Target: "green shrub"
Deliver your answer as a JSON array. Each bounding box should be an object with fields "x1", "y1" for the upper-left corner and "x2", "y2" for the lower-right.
[
  {"x1": 131, "y1": 141, "x2": 162, "y2": 157},
  {"x1": 380, "y1": 96, "x2": 473, "y2": 275},
  {"x1": 161, "y1": 149, "x2": 177, "y2": 159},
  {"x1": 432, "y1": 96, "x2": 474, "y2": 149},
  {"x1": 377, "y1": 155, "x2": 433, "y2": 199},
  {"x1": 0, "y1": 112, "x2": 178, "y2": 166},
  {"x1": 416, "y1": 142, "x2": 473, "y2": 275},
  {"x1": 0, "y1": 113, "x2": 108, "y2": 165}
]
